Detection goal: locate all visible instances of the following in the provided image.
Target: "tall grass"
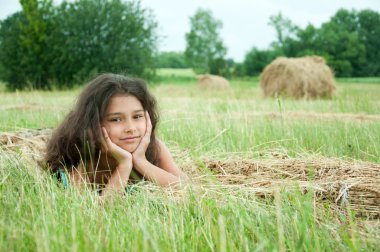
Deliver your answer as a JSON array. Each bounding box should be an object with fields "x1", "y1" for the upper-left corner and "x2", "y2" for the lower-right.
[
  {"x1": 1, "y1": 151, "x2": 377, "y2": 251},
  {"x1": 1, "y1": 73, "x2": 380, "y2": 251}
]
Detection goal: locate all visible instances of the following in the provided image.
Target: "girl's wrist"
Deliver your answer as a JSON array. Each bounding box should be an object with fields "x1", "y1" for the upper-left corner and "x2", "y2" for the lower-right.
[
  {"x1": 132, "y1": 156, "x2": 148, "y2": 168},
  {"x1": 111, "y1": 162, "x2": 132, "y2": 181},
  {"x1": 118, "y1": 159, "x2": 133, "y2": 169}
]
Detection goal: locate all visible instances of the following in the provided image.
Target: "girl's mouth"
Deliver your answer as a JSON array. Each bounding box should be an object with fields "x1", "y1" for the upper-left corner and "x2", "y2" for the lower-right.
[{"x1": 120, "y1": 136, "x2": 140, "y2": 142}]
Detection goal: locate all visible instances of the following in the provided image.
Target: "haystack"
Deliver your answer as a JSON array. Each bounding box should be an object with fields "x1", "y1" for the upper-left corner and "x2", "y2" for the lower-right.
[
  {"x1": 260, "y1": 56, "x2": 336, "y2": 99},
  {"x1": 201, "y1": 157, "x2": 380, "y2": 218},
  {"x1": 197, "y1": 74, "x2": 230, "y2": 89}
]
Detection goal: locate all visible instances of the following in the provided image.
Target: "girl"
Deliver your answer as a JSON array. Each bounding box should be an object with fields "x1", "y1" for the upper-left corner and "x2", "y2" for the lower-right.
[{"x1": 45, "y1": 73, "x2": 185, "y2": 196}]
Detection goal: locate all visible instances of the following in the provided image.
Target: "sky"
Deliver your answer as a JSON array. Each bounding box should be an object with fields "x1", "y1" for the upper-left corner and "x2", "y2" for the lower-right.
[{"x1": 1, "y1": 0, "x2": 380, "y2": 62}]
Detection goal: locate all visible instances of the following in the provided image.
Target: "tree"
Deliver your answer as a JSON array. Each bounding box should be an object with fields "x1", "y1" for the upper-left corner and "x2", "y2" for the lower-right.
[
  {"x1": 0, "y1": 0, "x2": 158, "y2": 90},
  {"x1": 155, "y1": 51, "x2": 188, "y2": 68},
  {"x1": 0, "y1": 0, "x2": 55, "y2": 90},
  {"x1": 357, "y1": 9, "x2": 380, "y2": 76},
  {"x1": 268, "y1": 12, "x2": 298, "y2": 54},
  {"x1": 238, "y1": 8, "x2": 380, "y2": 77},
  {"x1": 49, "y1": 0, "x2": 158, "y2": 87},
  {"x1": 0, "y1": 12, "x2": 27, "y2": 88},
  {"x1": 243, "y1": 47, "x2": 279, "y2": 76},
  {"x1": 185, "y1": 8, "x2": 227, "y2": 75},
  {"x1": 318, "y1": 9, "x2": 366, "y2": 77}
]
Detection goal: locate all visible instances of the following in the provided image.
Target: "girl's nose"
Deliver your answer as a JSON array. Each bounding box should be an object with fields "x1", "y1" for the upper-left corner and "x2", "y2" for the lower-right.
[{"x1": 124, "y1": 119, "x2": 136, "y2": 132}]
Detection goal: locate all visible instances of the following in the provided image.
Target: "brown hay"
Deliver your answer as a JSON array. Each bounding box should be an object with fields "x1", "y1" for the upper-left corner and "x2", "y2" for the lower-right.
[
  {"x1": 260, "y1": 56, "x2": 336, "y2": 99},
  {"x1": 199, "y1": 157, "x2": 380, "y2": 218},
  {"x1": 2, "y1": 129, "x2": 379, "y2": 219},
  {"x1": 163, "y1": 110, "x2": 380, "y2": 123},
  {"x1": 0, "y1": 129, "x2": 52, "y2": 164},
  {"x1": 197, "y1": 74, "x2": 230, "y2": 89}
]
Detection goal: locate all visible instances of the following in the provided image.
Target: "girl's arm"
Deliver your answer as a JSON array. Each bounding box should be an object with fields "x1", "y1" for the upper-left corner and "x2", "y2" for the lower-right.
[
  {"x1": 67, "y1": 161, "x2": 132, "y2": 197},
  {"x1": 66, "y1": 128, "x2": 133, "y2": 196},
  {"x1": 99, "y1": 127, "x2": 133, "y2": 196},
  {"x1": 132, "y1": 112, "x2": 187, "y2": 187},
  {"x1": 133, "y1": 139, "x2": 186, "y2": 187},
  {"x1": 99, "y1": 163, "x2": 132, "y2": 197}
]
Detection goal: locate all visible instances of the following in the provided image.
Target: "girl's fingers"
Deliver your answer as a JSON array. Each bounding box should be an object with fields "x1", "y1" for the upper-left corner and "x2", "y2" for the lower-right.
[
  {"x1": 102, "y1": 127, "x2": 132, "y2": 160},
  {"x1": 101, "y1": 127, "x2": 113, "y2": 150},
  {"x1": 145, "y1": 111, "x2": 152, "y2": 139},
  {"x1": 102, "y1": 127, "x2": 109, "y2": 139}
]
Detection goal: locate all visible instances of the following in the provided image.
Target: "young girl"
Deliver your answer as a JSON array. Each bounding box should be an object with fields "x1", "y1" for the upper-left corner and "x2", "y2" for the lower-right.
[{"x1": 45, "y1": 73, "x2": 185, "y2": 196}]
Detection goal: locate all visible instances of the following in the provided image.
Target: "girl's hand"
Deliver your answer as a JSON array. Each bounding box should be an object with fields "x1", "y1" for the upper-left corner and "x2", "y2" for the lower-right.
[
  {"x1": 102, "y1": 127, "x2": 132, "y2": 166},
  {"x1": 132, "y1": 111, "x2": 152, "y2": 162}
]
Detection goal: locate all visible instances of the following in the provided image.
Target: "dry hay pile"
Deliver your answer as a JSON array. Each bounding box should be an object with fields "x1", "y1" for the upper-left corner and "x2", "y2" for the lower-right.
[
  {"x1": 0, "y1": 129, "x2": 52, "y2": 164},
  {"x1": 200, "y1": 157, "x2": 380, "y2": 218},
  {"x1": 260, "y1": 56, "x2": 336, "y2": 99},
  {"x1": 2, "y1": 129, "x2": 379, "y2": 219},
  {"x1": 197, "y1": 74, "x2": 230, "y2": 89}
]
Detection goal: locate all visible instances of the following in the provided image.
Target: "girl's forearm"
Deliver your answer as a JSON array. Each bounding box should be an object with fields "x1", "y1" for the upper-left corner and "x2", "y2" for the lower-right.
[
  {"x1": 133, "y1": 159, "x2": 182, "y2": 187},
  {"x1": 100, "y1": 162, "x2": 132, "y2": 197}
]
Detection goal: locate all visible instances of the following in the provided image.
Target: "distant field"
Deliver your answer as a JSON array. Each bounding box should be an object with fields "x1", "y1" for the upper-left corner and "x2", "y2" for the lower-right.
[
  {"x1": 336, "y1": 77, "x2": 380, "y2": 84},
  {"x1": 156, "y1": 68, "x2": 196, "y2": 77},
  {"x1": 1, "y1": 71, "x2": 380, "y2": 251}
]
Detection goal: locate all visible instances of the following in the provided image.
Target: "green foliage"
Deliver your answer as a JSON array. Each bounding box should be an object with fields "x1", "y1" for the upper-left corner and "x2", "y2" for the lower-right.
[
  {"x1": 155, "y1": 51, "x2": 188, "y2": 68},
  {"x1": 0, "y1": 12, "x2": 26, "y2": 87},
  {"x1": 0, "y1": 0, "x2": 158, "y2": 90},
  {"x1": 241, "y1": 47, "x2": 280, "y2": 76},
  {"x1": 268, "y1": 12, "x2": 298, "y2": 52},
  {"x1": 253, "y1": 8, "x2": 380, "y2": 78},
  {"x1": 357, "y1": 9, "x2": 380, "y2": 76},
  {"x1": 185, "y1": 8, "x2": 228, "y2": 76},
  {"x1": 318, "y1": 9, "x2": 366, "y2": 77}
]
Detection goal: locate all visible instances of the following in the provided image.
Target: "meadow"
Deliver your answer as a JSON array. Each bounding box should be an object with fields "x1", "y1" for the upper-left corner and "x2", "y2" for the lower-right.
[{"x1": 1, "y1": 70, "x2": 379, "y2": 251}]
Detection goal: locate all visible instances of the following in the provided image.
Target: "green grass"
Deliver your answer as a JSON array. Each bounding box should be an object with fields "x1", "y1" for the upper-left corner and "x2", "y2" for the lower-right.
[
  {"x1": 1, "y1": 155, "x2": 377, "y2": 251},
  {"x1": 336, "y1": 77, "x2": 380, "y2": 84},
  {"x1": 156, "y1": 68, "x2": 197, "y2": 77},
  {"x1": 152, "y1": 68, "x2": 197, "y2": 85},
  {"x1": 1, "y1": 72, "x2": 380, "y2": 251}
]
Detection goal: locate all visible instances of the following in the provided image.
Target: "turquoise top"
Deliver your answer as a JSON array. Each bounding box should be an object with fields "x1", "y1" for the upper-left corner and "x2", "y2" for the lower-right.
[
  {"x1": 58, "y1": 169, "x2": 68, "y2": 189},
  {"x1": 56, "y1": 169, "x2": 140, "y2": 194}
]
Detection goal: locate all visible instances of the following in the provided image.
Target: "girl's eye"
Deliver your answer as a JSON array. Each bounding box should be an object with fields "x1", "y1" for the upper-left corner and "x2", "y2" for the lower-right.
[
  {"x1": 110, "y1": 117, "x2": 122, "y2": 122},
  {"x1": 134, "y1": 114, "x2": 144, "y2": 119}
]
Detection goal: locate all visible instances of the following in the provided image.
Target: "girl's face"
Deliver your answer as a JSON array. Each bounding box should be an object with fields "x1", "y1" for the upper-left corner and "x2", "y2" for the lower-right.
[{"x1": 101, "y1": 94, "x2": 147, "y2": 153}]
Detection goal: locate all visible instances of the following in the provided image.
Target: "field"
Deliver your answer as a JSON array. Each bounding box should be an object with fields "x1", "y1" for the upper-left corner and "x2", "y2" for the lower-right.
[{"x1": 1, "y1": 70, "x2": 380, "y2": 251}]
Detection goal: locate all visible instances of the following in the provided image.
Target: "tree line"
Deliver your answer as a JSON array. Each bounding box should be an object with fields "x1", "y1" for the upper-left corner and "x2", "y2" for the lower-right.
[
  {"x1": 241, "y1": 9, "x2": 380, "y2": 77},
  {"x1": 182, "y1": 8, "x2": 380, "y2": 78},
  {"x1": 0, "y1": 0, "x2": 158, "y2": 90},
  {"x1": 0, "y1": 1, "x2": 379, "y2": 90}
]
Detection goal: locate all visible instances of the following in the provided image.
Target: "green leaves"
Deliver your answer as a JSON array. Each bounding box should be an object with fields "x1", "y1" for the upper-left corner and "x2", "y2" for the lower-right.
[
  {"x1": 0, "y1": 0, "x2": 158, "y2": 90},
  {"x1": 243, "y1": 9, "x2": 380, "y2": 78},
  {"x1": 185, "y1": 9, "x2": 228, "y2": 76}
]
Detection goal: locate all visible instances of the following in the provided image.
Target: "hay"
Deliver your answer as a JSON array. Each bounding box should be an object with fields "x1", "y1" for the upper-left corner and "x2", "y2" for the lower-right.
[
  {"x1": 2, "y1": 129, "x2": 379, "y2": 219},
  {"x1": 260, "y1": 56, "x2": 336, "y2": 99},
  {"x1": 200, "y1": 157, "x2": 380, "y2": 218},
  {"x1": 164, "y1": 110, "x2": 380, "y2": 123},
  {"x1": 0, "y1": 129, "x2": 52, "y2": 164},
  {"x1": 197, "y1": 74, "x2": 230, "y2": 89}
]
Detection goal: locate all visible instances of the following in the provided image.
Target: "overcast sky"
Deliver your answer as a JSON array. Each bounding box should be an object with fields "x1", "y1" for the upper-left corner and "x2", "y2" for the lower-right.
[{"x1": 1, "y1": 0, "x2": 380, "y2": 61}]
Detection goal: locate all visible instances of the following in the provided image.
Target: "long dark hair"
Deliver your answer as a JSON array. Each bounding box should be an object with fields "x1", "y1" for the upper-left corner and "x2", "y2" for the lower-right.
[{"x1": 45, "y1": 73, "x2": 159, "y2": 174}]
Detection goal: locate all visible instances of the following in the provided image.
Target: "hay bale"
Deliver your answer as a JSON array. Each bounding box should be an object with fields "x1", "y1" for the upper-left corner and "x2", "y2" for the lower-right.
[
  {"x1": 260, "y1": 56, "x2": 336, "y2": 99},
  {"x1": 201, "y1": 157, "x2": 380, "y2": 219},
  {"x1": 197, "y1": 74, "x2": 230, "y2": 89}
]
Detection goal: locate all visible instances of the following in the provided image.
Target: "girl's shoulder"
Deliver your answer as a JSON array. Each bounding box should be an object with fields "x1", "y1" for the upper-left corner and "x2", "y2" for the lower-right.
[
  {"x1": 155, "y1": 138, "x2": 182, "y2": 175},
  {"x1": 155, "y1": 138, "x2": 170, "y2": 156}
]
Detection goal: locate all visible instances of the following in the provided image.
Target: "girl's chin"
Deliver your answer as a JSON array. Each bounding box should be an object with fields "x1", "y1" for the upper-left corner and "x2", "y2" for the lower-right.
[{"x1": 120, "y1": 143, "x2": 139, "y2": 153}]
